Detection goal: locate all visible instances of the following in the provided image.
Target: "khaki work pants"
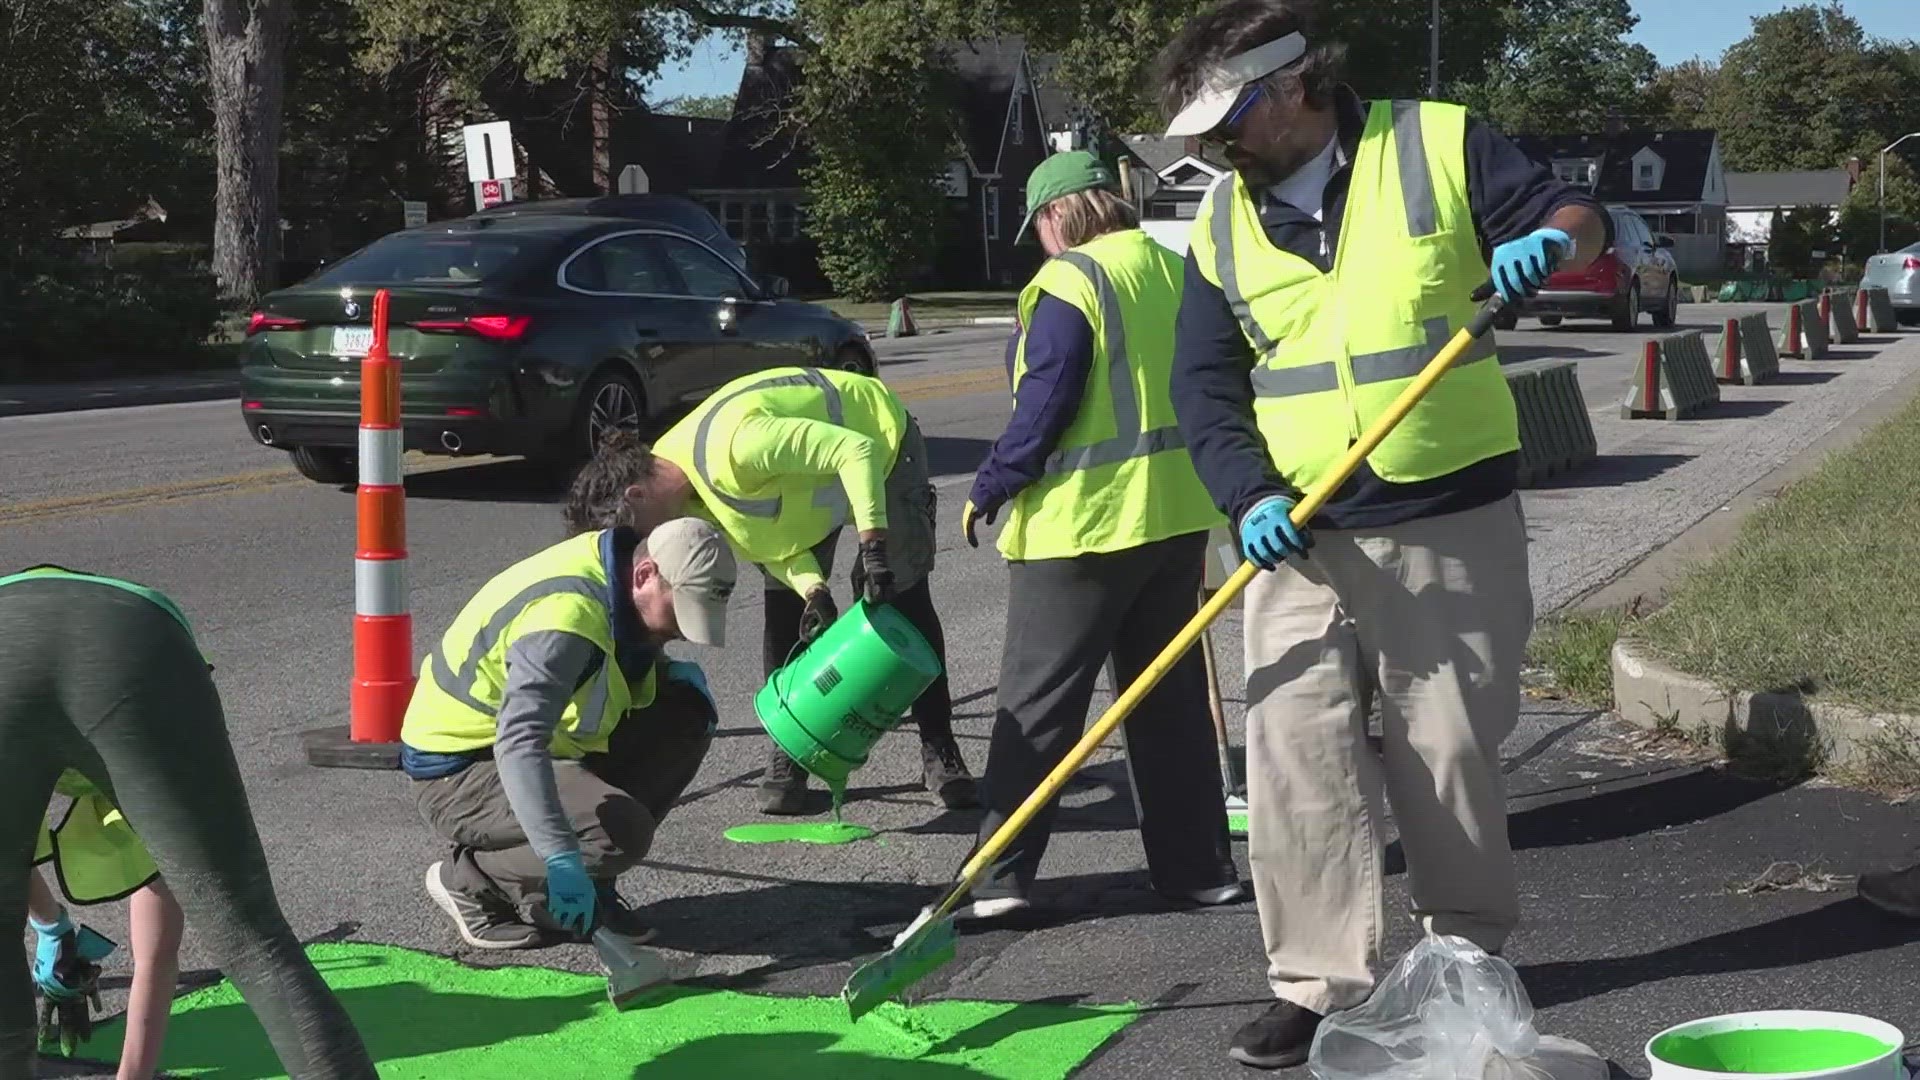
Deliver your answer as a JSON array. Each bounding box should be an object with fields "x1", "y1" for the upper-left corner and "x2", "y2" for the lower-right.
[{"x1": 1243, "y1": 493, "x2": 1533, "y2": 1014}]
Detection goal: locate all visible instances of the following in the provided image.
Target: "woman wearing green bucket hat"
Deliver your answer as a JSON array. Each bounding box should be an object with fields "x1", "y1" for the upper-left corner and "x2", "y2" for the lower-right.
[{"x1": 950, "y1": 150, "x2": 1247, "y2": 923}]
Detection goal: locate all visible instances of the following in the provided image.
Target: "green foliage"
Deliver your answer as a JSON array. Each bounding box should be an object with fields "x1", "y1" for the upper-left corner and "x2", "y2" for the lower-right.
[
  {"x1": 653, "y1": 93, "x2": 739, "y2": 120},
  {"x1": 0, "y1": 252, "x2": 222, "y2": 380},
  {"x1": 1837, "y1": 154, "x2": 1920, "y2": 260},
  {"x1": 1766, "y1": 205, "x2": 1837, "y2": 275},
  {"x1": 1451, "y1": 0, "x2": 1657, "y2": 135},
  {"x1": 1708, "y1": 4, "x2": 1906, "y2": 171},
  {"x1": 1640, "y1": 58, "x2": 1718, "y2": 128}
]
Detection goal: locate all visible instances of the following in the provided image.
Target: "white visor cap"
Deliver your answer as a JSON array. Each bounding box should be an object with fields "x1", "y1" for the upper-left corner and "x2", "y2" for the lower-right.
[{"x1": 1164, "y1": 32, "x2": 1309, "y2": 138}]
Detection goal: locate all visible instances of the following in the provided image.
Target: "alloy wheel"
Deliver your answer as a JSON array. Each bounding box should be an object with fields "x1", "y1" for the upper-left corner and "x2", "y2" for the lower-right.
[{"x1": 587, "y1": 379, "x2": 642, "y2": 450}]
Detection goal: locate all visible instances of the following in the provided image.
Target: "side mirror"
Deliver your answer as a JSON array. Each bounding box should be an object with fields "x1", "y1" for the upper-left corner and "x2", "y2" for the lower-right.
[
  {"x1": 760, "y1": 273, "x2": 790, "y2": 298},
  {"x1": 1656, "y1": 235, "x2": 1675, "y2": 249}
]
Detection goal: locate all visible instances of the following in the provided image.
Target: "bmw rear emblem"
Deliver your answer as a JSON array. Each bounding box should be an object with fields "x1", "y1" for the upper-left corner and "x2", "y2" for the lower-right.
[{"x1": 343, "y1": 297, "x2": 361, "y2": 318}]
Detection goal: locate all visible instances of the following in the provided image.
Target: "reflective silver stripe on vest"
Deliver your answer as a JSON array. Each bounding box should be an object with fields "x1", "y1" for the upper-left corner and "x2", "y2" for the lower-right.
[
  {"x1": 1207, "y1": 180, "x2": 1279, "y2": 358},
  {"x1": 1039, "y1": 251, "x2": 1185, "y2": 475},
  {"x1": 429, "y1": 575, "x2": 604, "y2": 716},
  {"x1": 1252, "y1": 317, "x2": 1496, "y2": 399},
  {"x1": 1391, "y1": 100, "x2": 1437, "y2": 237},
  {"x1": 692, "y1": 368, "x2": 848, "y2": 521}
]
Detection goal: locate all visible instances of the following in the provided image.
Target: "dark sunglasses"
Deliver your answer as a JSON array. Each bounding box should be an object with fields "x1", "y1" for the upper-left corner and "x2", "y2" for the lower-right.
[{"x1": 1199, "y1": 83, "x2": 1265, "y2": 150}]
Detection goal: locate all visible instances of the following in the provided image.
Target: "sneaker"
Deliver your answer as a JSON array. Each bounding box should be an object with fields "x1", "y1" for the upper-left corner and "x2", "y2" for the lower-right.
[
  {"x1": 889, "y1": 896, "x2": 1031, "y2": 948},
  {"x1": 596, "y1": 883, "x2": 659, "y2": 945},
  {"x1": 1163, "y1": 881, "x2": 1252, "y2": 906},
  {"x1": 921, "y1": 737, "x2": 980, "y2": 810},
  {"x1": 1228, "y1": 1000, "x2": 1324, "y2": 1070},
  {"x1": 758, "y1": 748, "x2": 811, "y2": 815},
  {"x1": 1859, "y1": 862, "x2": 1920, "y2": 918},
  {"x1": 424, "y1": 861, "x2": 545, "y2": 951}
]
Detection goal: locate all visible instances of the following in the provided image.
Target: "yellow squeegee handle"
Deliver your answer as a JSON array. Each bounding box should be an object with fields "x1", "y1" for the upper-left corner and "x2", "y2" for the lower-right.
[{"x1": 935, "y1": 286, "x2": 1509, "y2": 911}]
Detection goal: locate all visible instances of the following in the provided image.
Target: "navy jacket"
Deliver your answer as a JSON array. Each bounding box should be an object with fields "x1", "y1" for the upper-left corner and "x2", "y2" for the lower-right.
[
  {"x1": 1171, "y1": 88, "x2": 1611, "y2": 532},
  {"x1": 969, "y1": 294, "x2": 1097, "y2": 516}
]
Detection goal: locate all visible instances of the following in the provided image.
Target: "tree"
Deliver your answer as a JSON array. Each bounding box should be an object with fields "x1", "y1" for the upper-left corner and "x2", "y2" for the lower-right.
[
  {"x1": 1707, "y1": 3, "x2": 1905, "y2": 172},
  {"x1": 1640, "y1": 58, "x2": 1718, "y2": 129},
  {"x1": 1838, "y1": 151, "x2": 1920, "y2": 260},
  {"x1": 1451, "y1": 0, "x2": 1657, "y2": 135},
  {"x1": 204, "y1": 0, "x2": 293, "y2": 303},
  {"x1": 653, "y1": 93, "x2": 737, "y2": 119}
]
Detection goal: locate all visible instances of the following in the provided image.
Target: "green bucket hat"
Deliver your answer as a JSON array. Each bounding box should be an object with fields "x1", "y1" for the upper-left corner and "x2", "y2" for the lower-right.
[{"x1": 1015, "y1": 151, "x2": 1118, "y2": 243}]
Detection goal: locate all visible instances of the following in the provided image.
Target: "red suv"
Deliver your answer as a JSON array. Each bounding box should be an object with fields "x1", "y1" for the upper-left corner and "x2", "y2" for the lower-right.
[{"x1": 1499, "y1": 206, "x2": 1681, "y2": 330}]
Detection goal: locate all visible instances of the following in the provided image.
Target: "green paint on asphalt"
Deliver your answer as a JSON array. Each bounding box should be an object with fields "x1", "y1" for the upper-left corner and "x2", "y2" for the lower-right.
[
  {"x1": 89, "y1": 942, "x2": 1138, "y2": 1079},
  {"x1": 723, "y1": 822, "x2": 877, "y2": 844},
  {"x1": 1228, "y1": 812, "x2": 1248, "y2": 836}
]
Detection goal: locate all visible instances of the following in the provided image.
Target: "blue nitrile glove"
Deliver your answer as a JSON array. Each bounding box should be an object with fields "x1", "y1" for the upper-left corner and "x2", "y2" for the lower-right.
[
  {"x1": 542, "y1": 851, "x2": 596, "y2": 937},
  {"x1": 1489, "y1": 227, "x2": 1573, "y2": 303},
  {"x1": 1239, "y1": 494, "x2": 1313, "y2": 571},
  {"x1": 29, "y1": 912, "x2": 81, "y2": 1002},
  {"x1": 665, "y1": 660, "x2": 716, "y2": 728}
]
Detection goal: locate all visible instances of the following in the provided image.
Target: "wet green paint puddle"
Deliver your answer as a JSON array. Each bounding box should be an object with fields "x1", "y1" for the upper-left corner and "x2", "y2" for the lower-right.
[
  {"x1": 724, "y1": 781, "x2": 876, "y2": 845},
  {"x1": 1650, "y1": 1028, "x2": 1894, "y2": 1072},
  {"x1": 89, "y1": 942, "x2": 1138, "y2": 1079}
]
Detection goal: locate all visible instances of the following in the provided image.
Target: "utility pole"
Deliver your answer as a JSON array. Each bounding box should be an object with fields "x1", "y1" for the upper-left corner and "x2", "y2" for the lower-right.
[
  {"x1": 1429, "y1": 0, "x2": 1440, "y2": 97},
  {"x1": 1881, "y1": 132, "x2": 1920, "y2": 253}
]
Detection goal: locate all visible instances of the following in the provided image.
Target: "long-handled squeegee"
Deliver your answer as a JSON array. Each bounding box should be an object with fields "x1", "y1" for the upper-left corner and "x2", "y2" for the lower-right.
[{"x1": 841, "y1": 285, "x2": 1510, "y2": 1021}]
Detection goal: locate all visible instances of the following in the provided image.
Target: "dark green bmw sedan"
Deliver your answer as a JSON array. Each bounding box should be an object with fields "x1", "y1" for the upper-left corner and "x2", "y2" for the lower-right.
[{"x1": 239, "y1": 196, "x2": 876, "y2": 484}]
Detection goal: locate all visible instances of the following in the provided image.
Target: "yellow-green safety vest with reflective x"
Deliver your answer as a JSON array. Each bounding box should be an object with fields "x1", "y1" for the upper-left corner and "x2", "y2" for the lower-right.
[
  {"x1": 0, "y1": 566, "x2": 170, "y2": 905},
  {"x1": 998, "y1": 229, "x2": 1225, "y2": 561},
  {"x1": 652, "y1": 366, "x2": 907, "y2": 567},
  {"x1": 402, "y1": 530, "x2": 656, "y2": 758},
  {"x1": 1187, "y1": 98, "x2": 1519, "y2": 497}
]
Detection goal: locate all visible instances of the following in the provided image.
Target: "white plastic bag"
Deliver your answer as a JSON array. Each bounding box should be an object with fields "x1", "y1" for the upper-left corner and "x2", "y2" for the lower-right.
[{"x1": 1308, "y1": 934, "x2": 1607, "y2": 1080}]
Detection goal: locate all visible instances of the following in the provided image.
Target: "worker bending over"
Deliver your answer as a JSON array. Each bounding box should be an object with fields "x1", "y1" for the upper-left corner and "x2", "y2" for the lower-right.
[
  {"x1": 562, "y1": 367, "x2": 978, "y2": 816},
  {"x1": 1155, "y1": 0, "x2": 1609, "y2": 1067},
  {"x1": 955, "y1": 151, "x2": 1245, "y2": 921},
  {"x1": 0, "y1": 566, "x2": 374, "y2": 1079},
  {"x1": 402, "y1": 519, "x2": 733, "y2": 950}
]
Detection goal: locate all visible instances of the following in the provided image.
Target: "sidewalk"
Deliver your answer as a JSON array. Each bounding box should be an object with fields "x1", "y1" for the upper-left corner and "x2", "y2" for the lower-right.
[{"x1": 0, "y1": 370, "x2": 239, "y2": 418}]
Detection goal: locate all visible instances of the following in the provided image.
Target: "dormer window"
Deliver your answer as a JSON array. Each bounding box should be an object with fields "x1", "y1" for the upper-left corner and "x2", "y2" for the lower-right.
[{"x1": 1632, "y1": 147, "x2": 1665, "y2": 192}]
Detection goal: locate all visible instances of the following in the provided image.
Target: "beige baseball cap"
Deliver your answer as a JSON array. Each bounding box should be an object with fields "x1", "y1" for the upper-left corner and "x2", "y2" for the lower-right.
[
  {"x1": 644, "y1": 517, "x2": 736, "y2": 647},
  {"x1": 1164, "y1": 32, "x2": 1309, "y2": 138}
]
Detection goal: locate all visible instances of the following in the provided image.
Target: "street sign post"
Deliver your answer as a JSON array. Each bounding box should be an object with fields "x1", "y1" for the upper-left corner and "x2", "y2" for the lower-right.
[
  {"x1": 402, "y1": 200, "x2": 428, "y2": 227},
  {"x1": 462, "y1": 121, "x2": 517, "y2": 210}
]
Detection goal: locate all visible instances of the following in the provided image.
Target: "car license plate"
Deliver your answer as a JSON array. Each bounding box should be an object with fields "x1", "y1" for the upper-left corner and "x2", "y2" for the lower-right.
[{"x1": 331, "y1": 326, "x2": 374, "y2": 357}]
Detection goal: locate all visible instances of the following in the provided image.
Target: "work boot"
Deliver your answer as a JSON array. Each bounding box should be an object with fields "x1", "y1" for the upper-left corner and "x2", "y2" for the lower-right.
[
  {"x1": 1227, "y1": 1000, "x2": 1324, "y2": 1070},
  {"x1": 921, "y1": 736, "x2": 980, "y2": 810},
  {"x1": 596, "y1": 882, "x2": 659, "y2": 945},
  {"x1": 1859, "y1": 861, "x2": 1920, "y2": 918},
  {"x1": 424, "y1": 861, "x2": 544, "y2": 951},
  {"x1": 758, "y1": 747, "x2": 811, "y2": 815},
  {"x1": 1161, "y1": 880, "x2": 1253, "y2": 906}
]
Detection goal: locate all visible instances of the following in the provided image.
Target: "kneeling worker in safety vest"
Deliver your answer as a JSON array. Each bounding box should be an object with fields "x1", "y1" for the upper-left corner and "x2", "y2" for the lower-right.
[
  {"x1": 403, "y1": 518, "x2": 734, "y2": 951},
  {"x1": 1155, "y1": 1, "x2": 1610, "y2": 1067},
  {"x1": 560, "y1": 370, "x2": 979, "y2": 816},
  {"x1": 0, "y1": 565, "x2": 374, "y2": 1079},
  {"x1": 952, "y1": 151, "x2": 1247, "y2": 922}
]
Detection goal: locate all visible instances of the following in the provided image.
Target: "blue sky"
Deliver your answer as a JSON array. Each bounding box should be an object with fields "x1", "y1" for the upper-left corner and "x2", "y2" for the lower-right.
[{"x1": 643, "y1": 0, "x2": 1915, "y2": 104}]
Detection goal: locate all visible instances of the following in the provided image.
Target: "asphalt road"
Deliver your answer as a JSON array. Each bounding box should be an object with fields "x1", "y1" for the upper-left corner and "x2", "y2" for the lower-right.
[{"x1": 9, "y1": 309, "x2": 1920, "y2": 1078}]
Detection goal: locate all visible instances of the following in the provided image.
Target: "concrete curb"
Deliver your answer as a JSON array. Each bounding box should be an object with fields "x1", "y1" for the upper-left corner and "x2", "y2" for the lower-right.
[{"x1": 1611, "y1": 638, "x2": 1920, "y2": 771}]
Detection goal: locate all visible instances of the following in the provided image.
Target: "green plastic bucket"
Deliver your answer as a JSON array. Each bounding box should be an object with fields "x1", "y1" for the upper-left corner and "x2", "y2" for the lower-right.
[
  {"x1": 754, "y1": 599, "x2": 943, "y2": 786},
  {"x1": 1646, "y1": 1011, "x2": 1903, "y2": 1079}
]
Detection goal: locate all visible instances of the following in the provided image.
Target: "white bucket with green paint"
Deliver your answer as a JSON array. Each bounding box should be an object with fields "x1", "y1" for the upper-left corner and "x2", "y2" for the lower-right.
[{"x1": 1646, "y1": 1011, "x2": 1904, "y2": 1079}]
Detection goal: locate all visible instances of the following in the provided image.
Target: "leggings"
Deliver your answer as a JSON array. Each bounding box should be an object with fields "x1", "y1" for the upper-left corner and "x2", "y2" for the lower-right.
[{"x1": 0, "y1": 580, "x2": 375, "y2": 1079}]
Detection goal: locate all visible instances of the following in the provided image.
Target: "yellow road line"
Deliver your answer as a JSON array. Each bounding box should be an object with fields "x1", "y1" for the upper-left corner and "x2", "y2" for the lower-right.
[{"x1": 0, "y1": 366, "x2": 1007, "y2": 528}]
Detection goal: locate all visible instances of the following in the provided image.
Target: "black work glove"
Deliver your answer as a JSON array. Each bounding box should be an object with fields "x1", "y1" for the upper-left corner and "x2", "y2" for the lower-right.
[
  {"x1": 798, "y1": 586, "x2": 839, "y2": 645},
  {"x1": 852, "y1": 534, "x2": 896, "y2": 606}
]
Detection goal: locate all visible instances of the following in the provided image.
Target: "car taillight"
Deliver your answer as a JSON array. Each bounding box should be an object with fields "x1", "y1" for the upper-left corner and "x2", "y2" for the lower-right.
[
  {"x1": 1903, "y1": 256, "x2": 1920, "y2": 271},
  {"x1": 246, "y1": 312, "x2": 307, "y2": 336},
  {"x1": 411, "y1": 315, "x2": 531, "y2": 341}
]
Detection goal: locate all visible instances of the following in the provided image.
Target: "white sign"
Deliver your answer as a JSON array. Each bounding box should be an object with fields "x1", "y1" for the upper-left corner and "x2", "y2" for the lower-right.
[
  {"x1": 617, "y1": 164, "x2": 650, "y2": 194},
  {"x1": 462, "y1": 121, "x2": 517, "y2": 184},
  {"x1": 402, "y1": 200, "x2": 428, "y2": 227}
]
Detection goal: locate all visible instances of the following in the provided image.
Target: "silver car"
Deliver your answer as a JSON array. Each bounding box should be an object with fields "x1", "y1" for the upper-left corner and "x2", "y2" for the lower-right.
[{"x1": 1862, "y1": 241, "x2": 1920, "y2": 325}]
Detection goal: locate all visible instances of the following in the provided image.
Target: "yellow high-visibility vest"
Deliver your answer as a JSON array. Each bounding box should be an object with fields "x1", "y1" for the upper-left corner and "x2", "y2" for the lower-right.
[
  {"x1": 998, "y1": 229, "x2": 1224, "y2": 561},
  {"x1": 403, "y1": 531, "x2": 655, "y2": 758},
  {"x1": 652, "y1": 366, "x2": 906, "y2": 588},
  {"x1": 1187, "y1": 99, "x2": 1519, "y2": 496}
]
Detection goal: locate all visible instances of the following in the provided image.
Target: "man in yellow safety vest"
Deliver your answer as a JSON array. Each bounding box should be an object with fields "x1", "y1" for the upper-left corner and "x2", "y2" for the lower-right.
[
  {"x1": 402, "y1": 518, "x2": 734, "y2": 951},
  {"x1": 952, "y1": 150, "x2": 1246, "y2": 923},
  {"x1": 561, "y1": 367, "x2": 978, "y2": 816},
  {"x1": 1155, "y1": 0, "x2": 1609, "y2": 1067}
]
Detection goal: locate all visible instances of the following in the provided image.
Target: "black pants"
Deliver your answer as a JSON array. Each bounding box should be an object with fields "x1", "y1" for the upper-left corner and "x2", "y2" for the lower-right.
[
  {"x1": 971, "y1": 531, "x2": 1235, "y2": 900},
  {"x1": 761, "y1": 536, "x2": 954, "y2": 745},
  {"x1": 0, "y1": 580, "x2": 374, "y2": 1079}
]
